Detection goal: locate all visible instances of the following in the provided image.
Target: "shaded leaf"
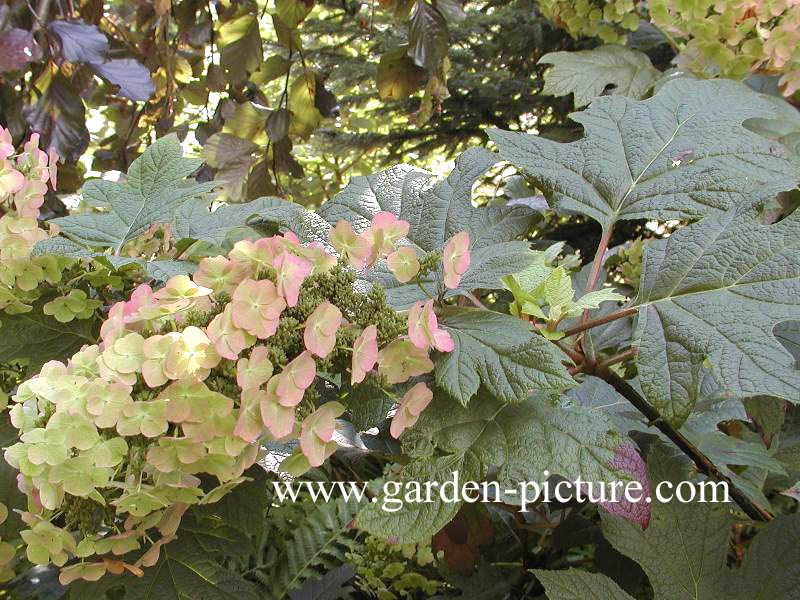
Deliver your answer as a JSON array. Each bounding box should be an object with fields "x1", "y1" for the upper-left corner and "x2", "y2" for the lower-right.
[
  {"x1": 267, "y1": 108, "x2": 291, "y2": 142},
  {"x1": 49, "y1": 21, "x2": 108, "y2": 64},
  {"x1": 0, "y1": 301, "x2": 97, "y2": 375},
  {"x1": 288, "y1": 565, "x2": 354, "y2": 600},
  {"x1": 775, "y1": 320, "x2": 800, "y2": 364},
  {"x1": 408, "y1": 0, "x2": 449, "y2": 71},
  {"x1": 91, "y1": 58, "x2": 155, "y2": 101},
  {"x1": 219, "y1": 12, "x2": 262, "y2": 84},
  {"x1": 602, "y1": 448, "x2": 800, "y2": 599},
  {"x1": 434, "y1": 0, "x2": 466, "y2": 24},
  {"x1": 377, "y1": 47, "x2": 425, "y2": 100},
  {"x1": 360, "y1": 394, "x2": 642, "y2": 542},
  {"x1": 174, "y1": 196, "x2": 305, "y2": 245},
  {"x1": 634, "y1": 200, "x2": 800, "y2": 425},
  {"x1": 0, "y1": 414, "x2": 26, "y2": 541},
  {"x1": 203, "y1": 133, "x2": 258, "y2": 202},
  {"x1": 100, "y1": 530, "x2": 259, "y2": 600},
  {"x1": 289, "y1": 71, "x2": 322, "y2": 137},
  {"x1": 313, "y1": 75, "x2": 338, "y2": 118},
  {"x1": 23, "y1": 73, "x2": 90, "y2": 163},
  {"x1": 276, "y1": 0, "x2": 314, "y2": 29},
  {"x1": 535, "y1": 568, "x2": 635, "y2": 600},
  {"x1": 0, "y1": 28, "x2": 43, "y2": 72}
]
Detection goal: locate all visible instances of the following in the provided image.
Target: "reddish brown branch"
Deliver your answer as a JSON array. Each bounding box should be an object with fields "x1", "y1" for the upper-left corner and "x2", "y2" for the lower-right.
[{"x1": 563, "y1": 307, "x2": 637, "y2": 338}]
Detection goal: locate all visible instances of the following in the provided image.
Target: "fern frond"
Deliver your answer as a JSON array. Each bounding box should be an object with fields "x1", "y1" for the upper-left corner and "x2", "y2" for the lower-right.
[{"x1": 253, "y1": 496, "x2": 362, "y2": 599}]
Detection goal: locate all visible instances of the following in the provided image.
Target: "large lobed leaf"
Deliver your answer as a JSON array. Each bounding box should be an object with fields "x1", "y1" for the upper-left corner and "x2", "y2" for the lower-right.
[
  {"x1": 487, "y1": 78, "x2": 799, "y2": 232},
  {"x1": 0, "y1": 300, "x2": 96, "y2": 375},
  {"x1": 539, "y1": 44, "x2": 659, "y2": 108},
  {"x1": 314, "y1": 148, "x2": 537, "y2": 306},
  {"x1": 357, "y1": 394, "x2": 643, "y2": 543},
  {"x1": 436, "y1": 307, "x2": 574, "y2": 405},
  {"x1": 173, "y1": 196, "x2": 307, "y2": 246},
  {"x1": 590, "y1": 449, "x2": 800, "y2": 600},
  {"x1": 49, "y1": 134, "x2": 216, "y2": 253},
  {"x1": 535, "y1": 568, "x2": 635, "y2": 600},
  {"x1": 633, "y1": 199, "x2": 800, "y2": 425},
  {"x1": 72, "y1": 517, "x2": 260, "y2": 600}
]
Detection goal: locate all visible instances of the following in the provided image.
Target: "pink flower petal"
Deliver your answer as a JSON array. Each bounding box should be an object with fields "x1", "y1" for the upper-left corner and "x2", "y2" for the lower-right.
[{"x1": 351, "y1": 325, "x2": 378, "y2": 384}]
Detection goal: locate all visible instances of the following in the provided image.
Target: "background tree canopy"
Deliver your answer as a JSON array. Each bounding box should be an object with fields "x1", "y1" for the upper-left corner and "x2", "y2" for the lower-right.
[{"x1": 0, "y1": 0, "x2": 593, "y2": 207}]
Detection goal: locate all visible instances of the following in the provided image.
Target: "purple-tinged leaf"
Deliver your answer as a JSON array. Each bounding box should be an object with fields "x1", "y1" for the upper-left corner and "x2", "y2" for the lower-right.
[
  {"x1": 23, "y1": 73, "x2": 89, "y2": 163},
  {"x1": 0, "y1": 28, "x2": 43, "y2": 72},
  {"x1": 594, "y1": 443, "x2": 651, "y2": 528},
  {"x1": 91, "y1": 59, "x2": 155, "y2": 101},
  {"x1": 408, "y1": 0, "x2": 449, "y2": 71},
  {"x1": 49, "y1": 21, "x2": 109, "y2": 64}
]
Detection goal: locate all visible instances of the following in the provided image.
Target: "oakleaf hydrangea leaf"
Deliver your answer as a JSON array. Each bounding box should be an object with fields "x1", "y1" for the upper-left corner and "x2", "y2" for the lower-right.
[
  {"x1": 47, "y1": 134, "x2": 216, "y2": 253},
  {"x1": 0, "y1": 300, "x2": 96, "y2": 375},
  {"x1": 600, "y1": 449, "x2": 800, "y2": 599},
  {"x1": 633, "y1": 200, "x2": 800, "y2": 425},
  {"x1": 488, "y1": 79, "x2": 799, "y2": 232},
  {"x1": 359, "y1": 394, "x2": 645, "y2": 543},
  {"x1": 436, "y1": 307, "x2": 574, "y2": 405},
  {"x1": 173, "y1": 196, "x2": 305, "y2": 246},
  {"x1": 534, "y1": 568, "x2": 635, "y2": 600},
  {"x1": 539, "y1": 45, "x2": 660, "y2": 108}
]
